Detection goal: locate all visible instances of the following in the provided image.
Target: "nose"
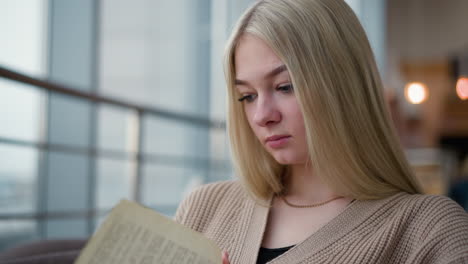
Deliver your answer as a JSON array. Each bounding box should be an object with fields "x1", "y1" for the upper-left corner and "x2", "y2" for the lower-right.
[{"x1": 253, "y1": 96, "x2": 281, "y2": 127}]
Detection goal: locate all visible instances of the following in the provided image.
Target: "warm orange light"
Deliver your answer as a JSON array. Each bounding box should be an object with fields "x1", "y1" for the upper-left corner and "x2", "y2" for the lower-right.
[
  {"x1": 456, "y1": 77, "x2": 468, "y2": 100},
  {"x1": 405, "y1": 82, "x2": 428, "y2": 104}
]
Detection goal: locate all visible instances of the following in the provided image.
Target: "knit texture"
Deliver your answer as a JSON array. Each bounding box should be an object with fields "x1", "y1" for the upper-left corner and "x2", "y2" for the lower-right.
[{"x1": 175, "y1": 180, "x2": 468, "y2": 264}]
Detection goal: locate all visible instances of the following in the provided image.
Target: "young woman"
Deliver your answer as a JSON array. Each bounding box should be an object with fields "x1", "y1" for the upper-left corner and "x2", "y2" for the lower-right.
[{"x1": 175, "y1": 0, "x2": 468, "y2": 263}]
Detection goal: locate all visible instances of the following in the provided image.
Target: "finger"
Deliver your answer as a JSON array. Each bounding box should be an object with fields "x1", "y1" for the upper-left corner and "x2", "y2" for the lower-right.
[{"x1": 222, "y1": 251, "x2": 230, "y2": 264}]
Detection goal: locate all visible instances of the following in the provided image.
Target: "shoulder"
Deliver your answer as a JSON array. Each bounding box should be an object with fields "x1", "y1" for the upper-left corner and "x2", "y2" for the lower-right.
[
  {"x1": 383, "y1": 193, "x2": 468, "y2": 232},
  {"x1": 398, "y1": 193, "x2": 468, "y2": 224},
  {"x1": 355, "y1": 193, "x2": 468, "y2": 262},
  {"x1": 384, "y1": 193, "x2": 468, "y2": 262},
  {"x1": 359, "y1": 192, "x2": 467, "y2": 233},
  {"x1": 174, "y1": 180, "x2": 248, "y2": 227}
]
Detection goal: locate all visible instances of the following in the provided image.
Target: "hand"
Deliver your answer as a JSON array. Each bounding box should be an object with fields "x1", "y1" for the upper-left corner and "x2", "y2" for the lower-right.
[{"x1": 222, "y1": 251, "x2": 230, "y2": 264}]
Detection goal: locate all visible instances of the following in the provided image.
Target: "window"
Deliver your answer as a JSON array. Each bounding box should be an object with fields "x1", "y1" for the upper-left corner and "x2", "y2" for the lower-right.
[{"x1": 0, "y1": 0, "x2": 253, "y2": 250}]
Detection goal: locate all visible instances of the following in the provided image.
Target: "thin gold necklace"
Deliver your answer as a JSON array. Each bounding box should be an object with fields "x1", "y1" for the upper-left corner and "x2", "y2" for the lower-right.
[{"x1": 280, "y1": 195, "x2": 343, "y2": 208}]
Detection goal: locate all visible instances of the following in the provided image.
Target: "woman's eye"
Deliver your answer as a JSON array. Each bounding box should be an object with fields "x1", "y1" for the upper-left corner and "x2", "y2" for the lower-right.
[
  {"x1": 277, "y1": 84, "x2": 293, "y2": 93},
  {"x1": 238, "y1": 94, "x2": 256, "y2": 103}
]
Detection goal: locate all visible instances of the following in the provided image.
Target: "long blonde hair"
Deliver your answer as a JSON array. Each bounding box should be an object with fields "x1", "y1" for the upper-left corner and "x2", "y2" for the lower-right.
[{"x1": 224, "y1": 0, "x2": 422, "y2": 201}]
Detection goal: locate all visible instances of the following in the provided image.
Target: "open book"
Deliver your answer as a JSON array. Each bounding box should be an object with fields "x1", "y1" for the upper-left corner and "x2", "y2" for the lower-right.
[{"x1": 75, "y1": 200, "x2": 221, "y2": 264}]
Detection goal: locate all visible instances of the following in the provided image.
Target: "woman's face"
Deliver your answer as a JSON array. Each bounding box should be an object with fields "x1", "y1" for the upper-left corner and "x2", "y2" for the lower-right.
[{"x1": 234, "y1": 34, "x2": 309, "y2": 165}]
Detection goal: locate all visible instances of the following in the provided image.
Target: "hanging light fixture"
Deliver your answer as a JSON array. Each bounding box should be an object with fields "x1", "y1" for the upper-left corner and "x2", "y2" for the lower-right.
[
  {"x1": 456, "y1": 77, "x2": 468, "y2": 100},
  {"x1": 405, "y1": 82, "x2": 428, "y2": 104}
]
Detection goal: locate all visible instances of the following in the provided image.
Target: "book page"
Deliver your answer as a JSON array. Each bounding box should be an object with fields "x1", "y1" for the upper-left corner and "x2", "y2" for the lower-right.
[{"x1": 75, "y1": 200, "x2": 221, "y2": 264}]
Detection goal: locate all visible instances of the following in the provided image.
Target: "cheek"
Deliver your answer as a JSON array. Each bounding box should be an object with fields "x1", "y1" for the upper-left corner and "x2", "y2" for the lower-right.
[
  {"x1": 288, "y1": 104, "x2": 306, "y2": 130},
  {"x1": 244, "y1": 106, "x2": 253, "y2": 124},
  {"x1": 296, "y1": 113, "x2": 306, "y2": 134},
  {"x1": 244, "y1": 107, "x2": 260, "y2": 136},
  {"x1": 298, "y1": 119, "x2": 307, "y2": 145},
  {"x1": 288, "y1": 107, "x2": 308, "y2": 145}
]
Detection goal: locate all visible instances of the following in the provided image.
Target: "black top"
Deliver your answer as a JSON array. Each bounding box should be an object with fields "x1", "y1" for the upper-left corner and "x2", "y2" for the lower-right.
[{"x1": 256, "y1": 245, "x2": 295, "y2": 264}]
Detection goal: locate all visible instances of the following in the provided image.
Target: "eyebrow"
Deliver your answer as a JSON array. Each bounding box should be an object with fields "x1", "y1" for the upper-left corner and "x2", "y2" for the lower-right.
[{"x1": 235, "y1": 64, "x2": 287, "y2": 86}]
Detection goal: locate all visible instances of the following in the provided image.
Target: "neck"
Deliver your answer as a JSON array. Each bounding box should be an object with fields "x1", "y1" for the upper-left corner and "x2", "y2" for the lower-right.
[{"x1": 284, "y1": 163, "x2": 340, "y2": 201}]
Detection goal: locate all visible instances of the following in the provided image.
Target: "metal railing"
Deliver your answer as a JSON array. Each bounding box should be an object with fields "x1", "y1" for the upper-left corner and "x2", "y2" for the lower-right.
[
  {"x1": 0, "y1": 66, "x2": 225, "y2": 128},
  {"x1": 0, "y1": 65, "x2": 227, "y2": 221}
]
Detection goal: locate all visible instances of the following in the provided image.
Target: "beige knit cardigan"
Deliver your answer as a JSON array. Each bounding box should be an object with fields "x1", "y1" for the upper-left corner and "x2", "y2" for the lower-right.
[{"x1": 175, "y1": 180, "x2": 468, "y2": 264}]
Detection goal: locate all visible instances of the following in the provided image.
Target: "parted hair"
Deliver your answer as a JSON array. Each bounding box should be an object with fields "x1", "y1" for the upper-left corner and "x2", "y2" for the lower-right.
[{"x1": 224, "y1": 0, "x2": 422, "y2": 201}]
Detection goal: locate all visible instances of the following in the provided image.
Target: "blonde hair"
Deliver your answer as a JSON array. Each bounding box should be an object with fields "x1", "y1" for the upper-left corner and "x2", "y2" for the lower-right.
[{"x1": 224, "y1": 0, "x2": 422, "y2": 201}]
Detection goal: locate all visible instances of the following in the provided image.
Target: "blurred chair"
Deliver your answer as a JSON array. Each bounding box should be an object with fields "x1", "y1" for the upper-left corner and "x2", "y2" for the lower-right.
[{"x1": 0, "y1": 239, "x2": 87, "y2": 264}]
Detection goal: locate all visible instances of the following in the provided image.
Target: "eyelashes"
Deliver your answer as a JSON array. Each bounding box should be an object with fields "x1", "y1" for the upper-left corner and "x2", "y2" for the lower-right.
[
  {"x1": 237, "y1": 84, "x2": 294, "y2": 103},
  {"x1": 276, "y1": 84, "x2": 293, "y2": 93},
  {"x1": 238, "y1": 94, "x2": 256, "y2": 102}
]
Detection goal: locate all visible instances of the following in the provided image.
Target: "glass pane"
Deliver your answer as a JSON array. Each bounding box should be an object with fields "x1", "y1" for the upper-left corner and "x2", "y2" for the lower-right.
[
  {"x1": 0, "y1": 0, "x2": 47, "y2": 77},
  {"x1": 0, "y1": 80, "x2": 43, "y2": 142},
  {"x1": 142, "y1": 163, "x2": 207, "y2": 209},
  {"x1": 45, "y1": 219, "x2": 88, "y2": 239},
  {"x1": 96, "y1": 158, "x2": 133, "y2": 210},
  {"x1": 98, "y1": 0, "x2": 255, "y2": 112},
  {"x1": 143, "y1": 116, "x2": 210, "y2": 158},
  {"x1": 210, "y1": 129, "x2": 230, "y2": 162},
  {"x1": 97, "y1": 105, "x2": 136, "y2": 153},
  {"x1": 0, "y1": 220, "x2": 38, "y2": 251},
  {"x1": 207, "y1": 165, "x2": 233, "y2": 183},
  {"x1": 0, "y1": 144, "x2": 38, "y2": 213},
  {"x1": 46, "y1": 152, "x2": 89, "y2": 212},
  {"x1": 48, "y1": 0, "x2": 94, "y2": 91},
  {"x1": 208, "y1": 129, "x2": 232, "y2": 181},
  {"x1": 48, "y1": 93, "x2": 91, "y2": 148}
]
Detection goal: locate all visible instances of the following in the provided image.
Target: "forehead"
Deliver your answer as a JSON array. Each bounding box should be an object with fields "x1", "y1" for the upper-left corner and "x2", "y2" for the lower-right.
[{"x1": 234, "y1": 34, "x2": 284, "y2": 80}]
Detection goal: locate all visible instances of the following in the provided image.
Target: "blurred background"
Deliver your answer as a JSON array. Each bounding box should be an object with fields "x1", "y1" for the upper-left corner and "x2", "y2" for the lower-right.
[{"x1": 0, "y1": 0, "x2": 467, "y2": 252}]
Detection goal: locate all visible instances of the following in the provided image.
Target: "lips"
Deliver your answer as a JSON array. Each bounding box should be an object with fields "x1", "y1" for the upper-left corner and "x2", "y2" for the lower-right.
[
  {"x1": 265, "y1": 135, "x2": 291, "y2": 148},
  {"x1": 265, "y1": 135, "x2": 291, "y2": 143}
]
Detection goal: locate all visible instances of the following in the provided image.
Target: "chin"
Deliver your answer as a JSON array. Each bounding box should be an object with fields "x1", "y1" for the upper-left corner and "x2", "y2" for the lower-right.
[
  {"x1": 267, "y1": 147, "x2": 308, "y2": 165},
  {"x1": 272, "y1": 153, "x2": 303, "y2": 165}
]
